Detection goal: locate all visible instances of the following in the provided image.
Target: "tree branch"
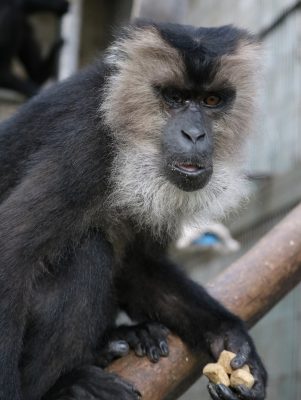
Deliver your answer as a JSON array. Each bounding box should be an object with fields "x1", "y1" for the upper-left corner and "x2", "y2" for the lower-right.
[{"x1": 108, "y1": 203, "x2": 301, "y2": 399}]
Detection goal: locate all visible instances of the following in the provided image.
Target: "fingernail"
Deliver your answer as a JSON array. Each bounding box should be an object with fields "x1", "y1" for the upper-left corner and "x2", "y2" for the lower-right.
[
  {"x1": 160, "y1": 341, "x2": 169, "y2": 356},
  {"x1": 135, "y1": 343, "x2": 145, "y2": 356},
  {"x1": 150, "y1": 348, "x2": 160, "y2": 362}
]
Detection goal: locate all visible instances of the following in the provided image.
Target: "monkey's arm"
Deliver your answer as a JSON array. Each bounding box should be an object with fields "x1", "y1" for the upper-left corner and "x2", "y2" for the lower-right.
[
  {"x1": 116, "y1": 240, "x2": 267, "y2": 400},
  {"x1": 0, "y1": 158, "x2": 84, "y2": 399},
  {"x1": 117, "y1": 241, "x2": 241, "y2": 350}
]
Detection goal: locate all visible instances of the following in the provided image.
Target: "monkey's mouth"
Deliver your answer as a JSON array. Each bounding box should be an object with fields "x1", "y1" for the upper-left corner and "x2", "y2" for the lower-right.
[
  {"x1": 174, "y1": 162, "x2": 205, "y2": 176},
  {"x1": 166, "y1": 161, "x2": 213, "y2": 192}
]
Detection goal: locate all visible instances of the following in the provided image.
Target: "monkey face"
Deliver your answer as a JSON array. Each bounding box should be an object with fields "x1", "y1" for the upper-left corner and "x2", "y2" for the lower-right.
[
  {"x1": 158, "y1": 86, "x2": 237, "y2": 192},
  {"x1": 159, "y1": 88, "x2": 214, "y2": 192},
  {"x1": 162, "y1": 110, "x2": 214, "y2": 192},
  {"x1": 102, "y1": 22, "x2": 261, "y2": 235}
]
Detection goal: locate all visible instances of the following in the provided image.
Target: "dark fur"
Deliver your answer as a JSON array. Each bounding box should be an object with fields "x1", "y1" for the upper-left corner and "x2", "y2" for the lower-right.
[
  {"x1": 0, "y1": 0, "x2": 68, "y2": 97},
  {"x1": 0, "y1": 22, "x2": 267, "y2": 400},
  {"x1": 133, "y1": 20, "x2": 256, "y2": 86}
]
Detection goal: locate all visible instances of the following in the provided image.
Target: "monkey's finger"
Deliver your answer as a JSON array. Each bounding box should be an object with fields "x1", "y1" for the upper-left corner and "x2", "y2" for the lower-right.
[
  {"x1": 138, "y1": 329, "x2": 161, "y2": 363},
  {"x1": 230, "y1": 342, "x2": 251, "y2": 369},
  {"x1": 123, "y1": 331, "x2": 141, "y2": 350},
  {"x1": 111, "y1": 326, "x2": 141, "y2": 350},
  {"x1": 107, "y1": 340, "x2": 129, "y2": 357},
  {"x1": 134, "y1": 342, "x2": 146, "y2": 357},
  {"x1": 234, "y1": 382, "x2": 266, "y2": 400},
  {"x1": 208, "y1": 383, "x2": 222, "y2": 400},
  {"x1": 233, "y1": 385, "x2": 258, "y2": 400},
  {"x1": 158, "y1": 339, "x2": 169, "y2": 356},
  {"x1": 233, "y1": 367, "x2": 266, "y2": 400},
  {"x1": 148, "y1": 346, "x2": 161, "y2": 363},
  {"x1": 145, "y1": 323, "x2": 169, "y2": 357},
  {"x1": 96, "y1": 340, "x2": 129, "y2": 366},
  {"x1": 215, "y1": 385, "x2": 240, "y2": 400}
]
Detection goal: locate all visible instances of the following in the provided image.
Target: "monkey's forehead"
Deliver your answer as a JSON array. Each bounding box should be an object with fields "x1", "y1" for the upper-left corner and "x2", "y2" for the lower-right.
[
  {"x1": 107, "y1": 21, "x2": 260, "y2": 89},
  {"x1": 154, "y1": 22, "x2": 257, "y2": 86},
  {"x1": 135, "y1": 20, "x2": 256, "y2": 54}
]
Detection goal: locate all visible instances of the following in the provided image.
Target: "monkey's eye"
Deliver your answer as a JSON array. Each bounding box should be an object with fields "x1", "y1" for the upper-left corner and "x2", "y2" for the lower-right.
[
  {"x1": 161, "y1": 88, "x2": 187, "y2": 107},
  {"x1": 202, "y1": 95, "x2": 222, "y2": 107}
]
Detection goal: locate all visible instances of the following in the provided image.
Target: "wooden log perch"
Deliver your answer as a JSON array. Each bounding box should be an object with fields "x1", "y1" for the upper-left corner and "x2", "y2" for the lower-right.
[{"x1": 107, "y1": 203, "x2": 301, "y2": 400}]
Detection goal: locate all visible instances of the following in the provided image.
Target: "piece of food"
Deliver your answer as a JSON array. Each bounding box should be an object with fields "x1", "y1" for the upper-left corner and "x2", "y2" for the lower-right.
[
  {"x1": 230, "y1": 368, "x2": 255, "y2": 389},
  {"x1": 241, "y1": 364, "x2": 251, "y2": 373},
  {"x1": 203, "y1": 351, "x2": 254, "y2": 389},
  {"x1": 217, "y1": 350, "x2": 236, "y2": 374},
  {"x1": 203, "y1": 363, "x2": 231, "y2": 386}
]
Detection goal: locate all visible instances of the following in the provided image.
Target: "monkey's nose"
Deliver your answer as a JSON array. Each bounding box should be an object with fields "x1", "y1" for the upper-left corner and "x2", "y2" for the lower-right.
[{"x1": 181, "y1": 128, "x2": 205, "y2": 144}]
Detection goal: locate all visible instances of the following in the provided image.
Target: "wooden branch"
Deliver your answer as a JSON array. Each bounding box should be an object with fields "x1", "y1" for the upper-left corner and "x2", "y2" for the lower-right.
[{"x1": 107, "y1": 203, "x2": 301, "y2": 400}]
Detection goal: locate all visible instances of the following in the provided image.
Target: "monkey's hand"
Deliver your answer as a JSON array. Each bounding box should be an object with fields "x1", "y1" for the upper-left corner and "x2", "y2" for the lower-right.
[
  {"x1": 100, "y1": 322, "x2": 170, "y2": 365},
  {"x1": 205, "y1": 321, "x2": 267, "y2": 400}
]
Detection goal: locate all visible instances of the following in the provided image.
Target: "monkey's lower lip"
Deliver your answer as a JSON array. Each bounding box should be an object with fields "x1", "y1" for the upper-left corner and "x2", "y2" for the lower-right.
[
  {"x1": 166, "y1": 162, "x2": 213, "y2": 191},
  {"x1": 174, "y1": 163, "x2": 205, "y2": 175}
]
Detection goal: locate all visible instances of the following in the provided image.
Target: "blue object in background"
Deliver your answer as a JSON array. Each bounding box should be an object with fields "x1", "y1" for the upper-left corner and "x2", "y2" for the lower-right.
[{"x1": 192, "y1": 232, "x2": 221, "y2": 247}]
